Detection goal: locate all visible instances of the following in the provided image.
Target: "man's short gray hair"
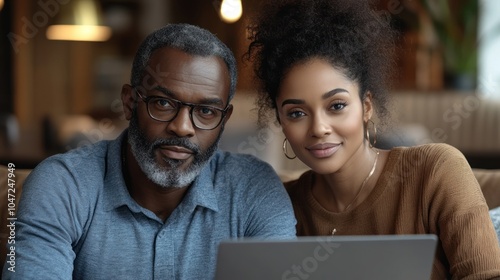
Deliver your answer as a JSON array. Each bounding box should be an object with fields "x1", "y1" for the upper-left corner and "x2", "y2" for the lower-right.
[{"x1": 131, "y1": 23, "x2": 237, "y2": 101}]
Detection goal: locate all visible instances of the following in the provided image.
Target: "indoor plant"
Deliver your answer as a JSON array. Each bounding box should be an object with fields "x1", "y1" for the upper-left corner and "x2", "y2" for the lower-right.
[{"x1": 422, "y1": 0, "x2": 479, "y2": 90}]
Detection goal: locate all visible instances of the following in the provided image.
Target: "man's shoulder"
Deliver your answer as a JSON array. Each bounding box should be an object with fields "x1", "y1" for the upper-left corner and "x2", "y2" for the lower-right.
[
  {"x1": 207, "y1": 151, "x2": 291, "y2": 209},
  {"x1": 211, "y1": 150, "x2": 274, "y2": 173},
  {"x1": 26, "y1": 139, "x2": 118, "y2": 191},
  {"x1": 206, "y1": 150, "x2": 282, "y2": 190},
  {"x1": 37, "y1": 140, "x2": 112, "y2": 172},
  {"x1": 214, "y1": 150, "x2": 269, "y2": 167}
]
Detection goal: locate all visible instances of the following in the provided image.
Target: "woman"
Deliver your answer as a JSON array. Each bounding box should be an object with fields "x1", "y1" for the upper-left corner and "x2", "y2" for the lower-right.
[{"x1": 246, "y1": 0, "x2": 500, "y2": 279}]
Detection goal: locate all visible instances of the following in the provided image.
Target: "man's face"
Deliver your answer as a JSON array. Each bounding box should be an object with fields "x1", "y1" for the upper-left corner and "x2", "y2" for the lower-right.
[{"x1": 122, "y1": 47, "x2": 232, "y2": 188}]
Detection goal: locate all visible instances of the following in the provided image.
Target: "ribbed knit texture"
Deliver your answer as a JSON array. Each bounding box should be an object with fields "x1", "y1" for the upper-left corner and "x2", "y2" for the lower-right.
[{"x1": 285, "y1": 143, "x2": 500, "y2": 280}]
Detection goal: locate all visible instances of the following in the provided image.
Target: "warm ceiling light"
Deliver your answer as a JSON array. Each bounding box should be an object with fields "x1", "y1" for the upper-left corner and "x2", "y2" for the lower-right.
[
  {"x1": 220, "y1": 0, "x2": 242, "y2": 23},
  {"x1": 0, "y1": 0, "x2": 4, "y2": 11},
  {"x1": 46, "y1": 0, "x2": 111, "y2": 41},
  {"x1": 46, "y1": 25, "x2": 111, "y2": 41}
]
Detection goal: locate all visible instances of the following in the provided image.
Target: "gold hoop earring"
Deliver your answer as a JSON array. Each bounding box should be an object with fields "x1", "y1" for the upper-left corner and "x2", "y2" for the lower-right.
[
  {"x1": 365, "y1": 119, "x2": 377, "y2": 148},
  {"x1": 282, "y1": 138, "x2": 296, "y2": 159}
]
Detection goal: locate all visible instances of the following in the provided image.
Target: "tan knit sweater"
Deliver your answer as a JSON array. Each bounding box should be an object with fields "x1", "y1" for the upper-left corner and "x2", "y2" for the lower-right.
[{"x1": 285, "y1": 143, "x2": 500, "y2": 280}]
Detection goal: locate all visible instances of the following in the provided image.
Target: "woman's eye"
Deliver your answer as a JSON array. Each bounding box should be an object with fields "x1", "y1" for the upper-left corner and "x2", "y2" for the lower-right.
[
  {"x1": 330, "y1": 102, "x2": 347, "y2": 111},
  {"x1": 287, "y1": 110, "x2": 305, "y2": 119}
]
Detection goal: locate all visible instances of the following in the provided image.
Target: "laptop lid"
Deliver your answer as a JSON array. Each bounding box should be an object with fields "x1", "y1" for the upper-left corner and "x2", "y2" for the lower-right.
[{"x1": 215, "y1": 234, "x2": 437, "y2": 280}]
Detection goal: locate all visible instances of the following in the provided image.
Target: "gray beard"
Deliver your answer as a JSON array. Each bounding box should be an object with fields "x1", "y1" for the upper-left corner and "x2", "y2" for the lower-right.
[{"x1": 127, "y1": 110, "x2": 221, "y2": 188}]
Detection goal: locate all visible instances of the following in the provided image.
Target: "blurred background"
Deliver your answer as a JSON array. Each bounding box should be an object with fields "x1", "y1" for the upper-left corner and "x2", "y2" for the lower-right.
[{"x1": 0, "y1": 0, "x2": 500, "y2": 172}]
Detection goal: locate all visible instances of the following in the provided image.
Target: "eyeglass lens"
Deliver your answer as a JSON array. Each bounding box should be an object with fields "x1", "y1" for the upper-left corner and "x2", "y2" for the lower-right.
[{"x1": 147, "y1": 96, "x2": 223, "y2": 129}]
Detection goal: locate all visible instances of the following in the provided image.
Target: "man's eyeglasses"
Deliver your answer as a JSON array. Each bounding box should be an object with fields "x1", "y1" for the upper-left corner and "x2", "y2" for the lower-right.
[{"x1": 134, "y1": 88, "x2": 229, "y2": 130}]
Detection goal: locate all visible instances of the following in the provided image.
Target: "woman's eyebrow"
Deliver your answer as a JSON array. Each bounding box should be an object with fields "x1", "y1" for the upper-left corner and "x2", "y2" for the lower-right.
[
  {"x1": 281, "y1": 99, "x2": 304, "y2": 107},
  {"x1": 322, "y1": 88, "x2": 348, "y2": 100},
  {"x1": 281, "y1": 88, "x2": 349, "y2": 107}
]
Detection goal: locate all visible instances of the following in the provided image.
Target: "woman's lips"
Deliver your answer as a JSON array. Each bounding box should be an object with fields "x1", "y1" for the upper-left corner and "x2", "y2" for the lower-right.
[
  {"x1": 306, "y1": 143, "x2": 341, "y2": 158},
  {"x1": 159, "y1": 146, "x2": 194, "y2": 160}
]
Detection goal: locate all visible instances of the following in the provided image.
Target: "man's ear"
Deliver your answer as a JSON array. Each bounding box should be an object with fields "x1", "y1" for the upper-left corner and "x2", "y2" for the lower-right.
[
  {"x1": 222, "y1": 104, "x2": 233, "y2": 125},
  {"x1": 121, "y1": 84, "x2": 135, "y2": 121},
  {"x1": 362, "y1": 91, "x2": 374, "y2": 123}
]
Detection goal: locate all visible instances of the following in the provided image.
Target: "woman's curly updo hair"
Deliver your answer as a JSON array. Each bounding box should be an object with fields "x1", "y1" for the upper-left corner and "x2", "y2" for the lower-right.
[{"x1": 246, "y1": 0, "x2": 397, "y2": 128}]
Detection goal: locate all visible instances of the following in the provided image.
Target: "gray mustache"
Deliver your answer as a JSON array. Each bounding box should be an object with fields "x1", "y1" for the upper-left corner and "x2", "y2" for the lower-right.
[{"x1": 152, "y1": 138, "x2": 201, "y2": 155}]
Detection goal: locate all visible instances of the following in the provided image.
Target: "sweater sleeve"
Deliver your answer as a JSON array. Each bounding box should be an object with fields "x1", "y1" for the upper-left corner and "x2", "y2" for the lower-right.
[{"x1": 426, "y1": 144, "x2": 500, "y2": 279}]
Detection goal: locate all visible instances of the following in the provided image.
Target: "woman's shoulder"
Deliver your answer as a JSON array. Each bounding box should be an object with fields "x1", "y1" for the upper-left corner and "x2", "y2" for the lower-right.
[
  {"x1": 392, "y1": 142, "x2": 460, "y2": 153},
  {"x1": 390, "y1": 143, "x2": 466, "y2": 162},
  {"x1": 282, "y1": 169, "x2": 313, "y2": 193},
  {"x1": 384, "y1": 143, "x2": 470, "y2": 181}
]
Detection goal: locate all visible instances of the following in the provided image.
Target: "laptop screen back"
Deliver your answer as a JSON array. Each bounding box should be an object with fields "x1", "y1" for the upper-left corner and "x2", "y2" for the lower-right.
[{"x1": 215, "y1": 234, "x2": 437, "y2": 280}]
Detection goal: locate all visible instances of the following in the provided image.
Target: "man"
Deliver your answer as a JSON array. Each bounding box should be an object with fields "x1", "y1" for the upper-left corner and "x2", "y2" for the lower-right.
[{"x1": 2, "y1": 24, "x2": 296, "y2": 279}]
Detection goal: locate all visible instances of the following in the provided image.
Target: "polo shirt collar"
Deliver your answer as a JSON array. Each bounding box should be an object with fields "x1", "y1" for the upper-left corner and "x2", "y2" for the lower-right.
[
  {"x1": 103, "y1": 130, "x2": 138, "y2": 212},
  {"x1": 178, "y1": 158, "x2": 220, "y2": 213}
]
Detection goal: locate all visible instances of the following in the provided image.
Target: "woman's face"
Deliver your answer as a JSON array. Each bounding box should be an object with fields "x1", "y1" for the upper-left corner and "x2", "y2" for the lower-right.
[{"x1": 276, "y1": 58, "x2": 372, "y2": 174}]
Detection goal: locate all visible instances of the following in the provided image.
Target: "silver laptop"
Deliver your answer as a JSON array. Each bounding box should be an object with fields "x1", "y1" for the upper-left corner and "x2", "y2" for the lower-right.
[{"x1": 215, "y1": 234, "x2": 437, "y2": 280}]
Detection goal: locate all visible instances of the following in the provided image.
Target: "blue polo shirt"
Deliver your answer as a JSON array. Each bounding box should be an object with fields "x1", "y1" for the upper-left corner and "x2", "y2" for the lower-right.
[{"x1": 2, "y1": 131, "x2": 296, "y2": 279}]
